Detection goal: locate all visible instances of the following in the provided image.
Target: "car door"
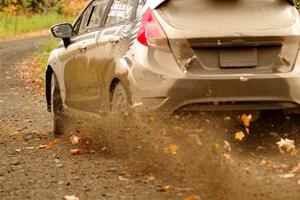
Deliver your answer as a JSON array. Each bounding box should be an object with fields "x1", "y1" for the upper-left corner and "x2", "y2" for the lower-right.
[
  {"x1": 62, "y1": 0, "x2": 109, "y2": 112},
  {"x1": 93, "y1": 0, "x2": 138, "y2": 113}
]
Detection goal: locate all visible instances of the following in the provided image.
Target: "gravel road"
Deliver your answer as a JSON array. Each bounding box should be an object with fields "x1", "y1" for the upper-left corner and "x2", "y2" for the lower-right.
[
  {"x1": 0, "y1": 35, "x2": 177, "y2": 200},
  {"x1": 1, "y1": 35, "x2": 300, "y2": 200}
]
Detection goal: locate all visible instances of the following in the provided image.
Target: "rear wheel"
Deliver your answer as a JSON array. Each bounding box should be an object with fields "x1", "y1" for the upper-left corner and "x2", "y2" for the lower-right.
[
  {"x1": 111, "y1": 83, "x2": 130, "y2": 128},
  {"x1": 51, "y1": 74, "x2": 65, "y2": 135},
  {"x1": 111, "y1": 83, "x2": 129, "y2": 113}
]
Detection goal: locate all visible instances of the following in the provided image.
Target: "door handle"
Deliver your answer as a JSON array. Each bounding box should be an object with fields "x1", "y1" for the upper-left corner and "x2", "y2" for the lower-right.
[
  {"x1": 79, "y1": 42, "x2": 87, "y2": 53},
  {"x1": 109, "y1": 35, "x2": 120, "y2": 43}
]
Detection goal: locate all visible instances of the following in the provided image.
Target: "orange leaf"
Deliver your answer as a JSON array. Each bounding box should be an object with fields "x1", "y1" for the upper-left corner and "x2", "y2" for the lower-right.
[
  {"x1": 46, "y1": 139, "x2": 61, "y2": 150},
  {"x1": 235, "y1": 131, "x2": 245, "y2": 141},
  {"x1": 148, "y1": 115, "x2": 156, "y2": 122},
  {"x1": 69, "y1": 149, "x2": 81, "y2": 156},
  {"x1": 184, "y1": 195, "x2": 201, "y2": 200},
  {"x1": 165, "y1": 145, "x2": 179, "y2": 155},
  {"x1": 241, "y1": 114, "x2": 252, "y2": 127},
  {"x1": 158, "y1": 185, "x2": 176, "y2": 192}
]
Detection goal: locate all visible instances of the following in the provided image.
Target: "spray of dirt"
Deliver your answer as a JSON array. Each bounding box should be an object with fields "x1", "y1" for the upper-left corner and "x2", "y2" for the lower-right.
[{"x1": 59, "y1": 109, "x2": 300, "y2": 200}]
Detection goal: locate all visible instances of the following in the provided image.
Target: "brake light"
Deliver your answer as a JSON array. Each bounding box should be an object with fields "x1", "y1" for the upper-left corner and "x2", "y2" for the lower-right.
[{"x1": 137, "y1": 8, "x2": 169, "y2": 50}]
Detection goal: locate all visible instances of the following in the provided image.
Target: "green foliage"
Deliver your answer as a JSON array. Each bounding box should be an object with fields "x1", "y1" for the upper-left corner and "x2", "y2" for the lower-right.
[
  {"x1": 296, "y1": 0, "x2": 300, "y2": 9},
  {"x1": 0, "y1": 12, "x2": 74, "y2": 38},
  {"x1": 21, "y1": 0, "x2": 33, "y2": 8},
  {"x1": 34, "y1": 37, "x2": 60, "y2": 81},
  {"x1": 0, "y1": 0, "x2": 63, "y2": 14},
  {"x1": 0, "y1": 0, "x2": 87, "y2": 15},
  {"x1": 35, "y1": 37, "x2": 59, "y2": 64}
]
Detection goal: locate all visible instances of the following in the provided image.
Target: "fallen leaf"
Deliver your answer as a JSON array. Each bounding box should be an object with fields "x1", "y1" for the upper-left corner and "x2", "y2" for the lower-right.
[
  {"x1": 241, "y1": 114, "x2": 252, "y2": 127},
  {"x1": 45, "y1": 139, "x2": 61, "y2": 150},
  {"x1": 224, "y1": 116, "x2": 231, "y2": 121},
  {"x1": 224, "y1": 141, "x2": 231, "y2": 152},
  {"x1": 165, "y1": 145, "x2": 179, "y2": 155},
  {"x1": 118, "y1": 175, "x2": 129, "y2": 181},
  {"x1": 260, "y1": 160, "x2": 266, "y2": 166},
  {"x1": 223, "y1": 153, "x2": 234, "y2": 163},
  {"x1": 9, "y1": 131, "x2": 19, "y2": 137},
  {"x1": 38, "y1": 144, "x2": 47, "y2": 149},
  {"x1": 64, "y1": 195, "x2": 79, "y2": 200},
  {"x1": 213, "y1": 143, "x2": 220, "y2": 149},
  {"x1": 184, "y1": 195, "x2": 201, "y2": 200},
  {"x1": 146, "y1": 174, "x2": 155, "y2": 181},
  {"x1": 131, "y1": 102, "x2": 143, "y2": 108},
  {"x1": 235, "y1": 131, "x2": 245, "y2": 141},
  {"x1": 157, "y1": 185, "x2": 176, "y2": 192},
  {"x1": 15, "y1": 148, "x2": 22, "y2": 152},
  {"x1": 245, "y1": 127, "x2": 250, "y2": 135},
  {"x1": 69, "y1": 149, "x2": 80, "y2": 156},
  {"x1": 148, "y1": 115, "x2": 156, "y2": 122},
  {"x1": 276, "y1": 138, "x2": 296, "y2": 154},
  {"x1": 279, "y1": 173, "x2": 295, "y2": 179},
  {"x1": 70, "y1": 135, "x2": 80, "y2": 145},
  {"x1": 247, "y1": 159, "x2": 254, "y2": 166}
]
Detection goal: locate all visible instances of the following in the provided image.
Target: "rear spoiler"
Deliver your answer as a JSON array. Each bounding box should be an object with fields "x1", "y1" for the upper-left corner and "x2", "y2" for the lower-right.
[
  {"x1": 147, "y1": 0, "x2": 168, "y2": 9},
  {"x1": 147, "y1": 0, "x2": 296, "y2": 9},
  {"x1": 147, "y1": 0, "x2": 296, "y2": 8}
]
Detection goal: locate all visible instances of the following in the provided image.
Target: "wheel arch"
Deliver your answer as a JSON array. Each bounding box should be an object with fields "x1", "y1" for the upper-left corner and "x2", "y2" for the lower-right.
[{"x1": 45, "y1": 65, "x2": 54, "y2": 112}]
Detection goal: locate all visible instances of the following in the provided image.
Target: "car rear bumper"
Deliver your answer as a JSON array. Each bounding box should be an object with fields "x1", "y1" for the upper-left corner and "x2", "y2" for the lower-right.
[
  {"x1": 131, "y1": 72, "x2": 300, "y2": 113},
  {"x1": 129, "y1": 43, "x2": 300, "y2": 113}
]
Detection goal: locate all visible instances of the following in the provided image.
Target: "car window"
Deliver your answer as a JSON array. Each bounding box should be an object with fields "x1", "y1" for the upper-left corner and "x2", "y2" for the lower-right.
[
  {"x1": 78, "y1": 0, "x2": 109, "y2": 35},
  {"x1": 105, "y1": 0, "x2": 136, "y2": 27},
  {"x1": 73, "y1": 17, "x2": 82, "y2": 36}
]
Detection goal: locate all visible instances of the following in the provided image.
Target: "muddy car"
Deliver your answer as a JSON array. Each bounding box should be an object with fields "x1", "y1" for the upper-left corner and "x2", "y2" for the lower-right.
[{"x1": 46, "y1": 0, "x2": 300, "y2": 134}]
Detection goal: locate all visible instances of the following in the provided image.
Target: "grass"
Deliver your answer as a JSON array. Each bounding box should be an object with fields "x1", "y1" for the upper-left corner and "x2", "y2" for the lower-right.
[
  {"x1": 34, "y1": 37, "x2": 60, "y2": 83},
  {"x1": 0, "y1": 12, "x2": 74, "y2": 38},
  {"x1": 16, "y1": 37, "x2": 59, "y2": 93},
  {"x1": 34, "y1": 37, "x2": 60, "y2": 66}
]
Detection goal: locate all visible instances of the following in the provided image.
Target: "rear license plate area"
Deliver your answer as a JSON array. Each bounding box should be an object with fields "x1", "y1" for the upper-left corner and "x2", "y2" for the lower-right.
[{"x1": 219, "y1": 47, "x2": 257, "y2": 68}]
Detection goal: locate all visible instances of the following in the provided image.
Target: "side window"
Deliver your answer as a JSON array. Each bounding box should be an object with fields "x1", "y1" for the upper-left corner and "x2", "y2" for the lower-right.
[
  {"x1": 88, "y1": 1, "x2": 109, "y2": 30},
  {"x1": 79, "y1": 3, "x2": 94, "y2": 34},
  {"x1": 78, "y1": 0, "x2": 109, "y2": 35},
  {"x1": 73, "y1": 17, "x2": 82, "y2": 36},
  {"x1": 105, "y1": 0, "x2": 136, "y2": 27}
]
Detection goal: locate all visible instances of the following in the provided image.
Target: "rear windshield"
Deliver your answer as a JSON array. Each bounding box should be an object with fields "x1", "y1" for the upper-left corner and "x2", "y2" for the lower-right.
[{"x1": 158, "y1": 0, "x2": 298, "y2": 32}]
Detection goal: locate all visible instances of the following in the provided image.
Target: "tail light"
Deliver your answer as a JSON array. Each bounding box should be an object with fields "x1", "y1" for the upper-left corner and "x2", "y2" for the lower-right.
[{"x1": 137, "y1": 8, "x2": 170, "y2": 51}]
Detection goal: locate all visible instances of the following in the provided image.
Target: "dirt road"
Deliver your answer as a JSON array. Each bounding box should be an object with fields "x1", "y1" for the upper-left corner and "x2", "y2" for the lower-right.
[
  {"x1": 1, "y1": 35, "x2": 300, "y2": 200},
  {"x1": 0, "y1": 36, "x2": 176, "y2": 200}
]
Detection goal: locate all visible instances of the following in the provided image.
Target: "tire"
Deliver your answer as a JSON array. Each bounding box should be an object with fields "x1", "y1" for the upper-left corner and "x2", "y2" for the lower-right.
[
  {"x1": 110, "y1": 83, "x2": 130, "y2": 129},
  {"x1": 111, "y1": 83, "x2": 129, "y2": 113},
  {"x1": 51, "y1": 73, "x2": 64, "y2": 135}
]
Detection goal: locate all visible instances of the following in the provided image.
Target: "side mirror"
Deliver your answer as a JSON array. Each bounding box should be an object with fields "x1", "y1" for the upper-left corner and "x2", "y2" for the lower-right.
[{"x1": 51, "y1": 23, "x2": 73, "y2": 48}]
